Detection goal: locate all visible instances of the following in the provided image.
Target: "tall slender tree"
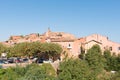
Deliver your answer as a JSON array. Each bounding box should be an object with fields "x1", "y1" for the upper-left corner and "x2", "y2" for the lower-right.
[{"x1": 85, "y1": 44, "x2": 104, "y2": 78}]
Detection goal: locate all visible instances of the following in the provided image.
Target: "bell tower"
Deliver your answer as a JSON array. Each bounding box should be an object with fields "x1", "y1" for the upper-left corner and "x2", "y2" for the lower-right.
[{"x1": 46, "y1": 27, "x2": 51, "y2": 37}]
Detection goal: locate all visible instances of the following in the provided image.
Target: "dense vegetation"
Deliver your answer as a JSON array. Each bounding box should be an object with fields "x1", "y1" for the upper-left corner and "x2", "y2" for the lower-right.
[
  {"x1": 0, "y1": 43, "x2": 120, "y2": 80},
  {"x1": 58, "y1": 45, "x2": 120, "y2": 80},
  {"x1": 0, "y1": 63, "x2": 56, "y2": 80},
  {"x1": 0, "y1": 42, "x2": 62, "y2": 60}
]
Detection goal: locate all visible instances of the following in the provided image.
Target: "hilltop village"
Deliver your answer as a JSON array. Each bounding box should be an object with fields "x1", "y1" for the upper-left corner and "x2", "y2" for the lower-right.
[
  {"x1": 1, "y1": 29, "x2": 120, "y2": 80},
  {"x1": 2, "y1": 29, "x2": 120, "y2": 57}
]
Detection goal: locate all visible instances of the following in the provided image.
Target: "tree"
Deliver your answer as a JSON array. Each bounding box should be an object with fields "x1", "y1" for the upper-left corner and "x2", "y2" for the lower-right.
[
  {"x1": 26, "y1": 42, "x2": 42, "y2": 57},
  {"x1": 8, "y1": 42, "x2": 31, "y2": 57},
  {"x1": 116, "y1": 55, "x2": 120, "y2": 71},
  {"x1": 7, "y1": 42, "x2": 62, "y2": 61},
  {"x1": 0, "y1": 63, "x2": 56, "y2": 80},
  {"x1": 103, "y1": 49, "x2": 112, "y2": 71},
  {"x1": 19, "y1": 63, "x2": 56, "y2": 80},
  {"x1": 37, "y1": 42, "x2": 62, "y2": 61},
  {"x1": 103, "y1": 50, "x2": 120, "y2": 71},
  {"x1": 58, "y1": 59, "x2": 91, "y2": 80},
  {"x1": 85, "y1": 44, "x2": 104, "y2": 78},
  {"x1": 0, "y1": 43, "x2": 8, "y2": 56}
]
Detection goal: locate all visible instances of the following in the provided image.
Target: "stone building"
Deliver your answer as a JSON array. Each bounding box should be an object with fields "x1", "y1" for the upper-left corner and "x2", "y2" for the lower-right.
[
  {"x1": 2, "y1": 29, "x2": 120, "y2": 57},
  {"x1": 83, "y1": 34, "x2": 120, "y2": 55}
]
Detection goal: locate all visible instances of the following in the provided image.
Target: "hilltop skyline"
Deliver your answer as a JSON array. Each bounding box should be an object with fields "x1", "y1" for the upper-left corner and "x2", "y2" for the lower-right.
[{"x1": 0, "y1": 0, "x2": 120, "y2": 42}]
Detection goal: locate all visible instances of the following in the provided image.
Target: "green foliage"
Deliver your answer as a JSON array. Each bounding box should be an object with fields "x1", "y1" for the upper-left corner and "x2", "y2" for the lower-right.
[
  {"x1": 42, "y1": 63, "x2": 56, "y2": 76},
  {"x1": 111, "y1": 71, "x2": 120, "y2": 80},
  {"x1": 29, "y1": 42, "x2": 42, "y2": 54},
  {"x1": 22, "y1": 63, "x2": 56, "y2": 80},
  {"x1": 7, "y1": 42, "x2": 62, "y2": 59},
  {"x1": 116, "y1": 55, "x2": 120, "y2": 71},
  {"x1": 0, "y1": 68, "x2": 20, "y2": 80},
  {"x1": 97, "y1": 70, "x2": 113, "y2": 80},
  {"x1": 0, "y1": 69, "x2": 6, "y2": 79},
  {"x1": 103, "y1": 50, "x2": 112, "y2": 71},
  {"x1": 0, "y1": 63, "x2": 56, "y2": 80},
  {"x1": 0, "y1": 43, "x2": 8, "y2": 55},
  {"x1": 103, "y1": 50, "x2": 120, "y2": 71},
  {"x1": 11, "y1": 65, "x2": 27, "y2": 77},
  {"x1": 1, "y1": 42, "x2": 120, "y2": 80},
  {"x1": 103, "y1": 50, "x2": 111, "y2": 59},
  {"x1": 58, "y1": 59, "x2": 91, "y2": 80},
  {"x1": 8, "y1": 42, "x2": 30, "y2": 57},
  {"x1": 85, "y1": 44, "x2": 104, "y2": 79},
  {"x1": 24, "y1": 65, "x2": 47, "y2": 80}
]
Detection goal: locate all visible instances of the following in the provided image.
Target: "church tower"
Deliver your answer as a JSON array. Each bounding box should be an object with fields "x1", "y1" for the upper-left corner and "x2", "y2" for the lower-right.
[{"x1": 45, "y1": 27, "x2": 51, "y2": 37}]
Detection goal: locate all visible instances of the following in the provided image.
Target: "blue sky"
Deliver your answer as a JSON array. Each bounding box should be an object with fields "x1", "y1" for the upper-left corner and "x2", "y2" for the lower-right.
[{"x1": 0, "y1": 0, "x2": 120, "y2": 42}]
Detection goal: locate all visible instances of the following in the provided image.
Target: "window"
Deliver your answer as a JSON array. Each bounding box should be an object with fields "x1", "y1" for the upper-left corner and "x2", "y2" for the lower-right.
[
  {"x1": 67, "y1": 44, "x2": 72, "y2": 49},
  {"x1": 118, "y1": 47, "x2": 120, "y2": 50},
  {"x1": 109, "y1": 47, "x2": 112, "y2": 51},
  {"x1": 69, "y1": 44, "x2": 71, "y2": 47}
]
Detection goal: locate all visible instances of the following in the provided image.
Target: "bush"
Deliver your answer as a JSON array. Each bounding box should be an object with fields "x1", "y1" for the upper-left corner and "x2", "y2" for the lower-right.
[{"x1": 58, "y1": 59, "x2": 91, "y2": 80}]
